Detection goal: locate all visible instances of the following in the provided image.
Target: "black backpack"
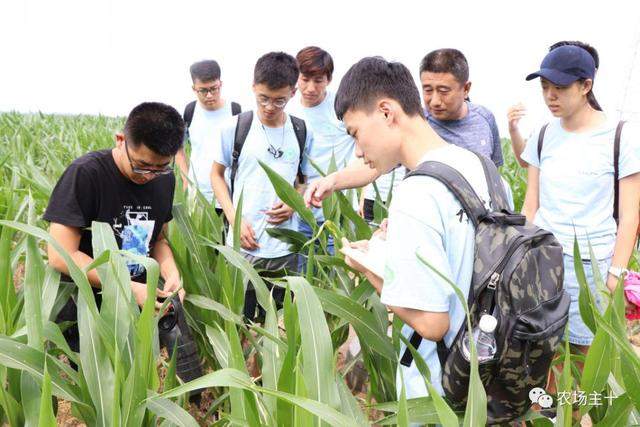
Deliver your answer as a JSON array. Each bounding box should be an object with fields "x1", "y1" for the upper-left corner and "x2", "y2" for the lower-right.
[
  {"x1": 230, "y1": 111, "x2": 307, "y2": 196},
  {"x1": 182, "y1": 100, "x2": 241, "y2": 139},
  {"x1": 400, "y1": 153, "x2": 569, "y2": 424}
]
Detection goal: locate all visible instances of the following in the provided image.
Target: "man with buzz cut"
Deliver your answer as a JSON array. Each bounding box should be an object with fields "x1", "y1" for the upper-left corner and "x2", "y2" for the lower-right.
[
  {"x1": 176, "y1": 59, "x2": 241, "y2": 213},
  {"x1": 307, "y1": 56, "x2": 504, "y2": 400},
  {"x1": 211, "y1": 51, "x2": 313, "y2": 320},
  {"x1": 288, "y1": 46, "x2": 355, "y2": 256}
]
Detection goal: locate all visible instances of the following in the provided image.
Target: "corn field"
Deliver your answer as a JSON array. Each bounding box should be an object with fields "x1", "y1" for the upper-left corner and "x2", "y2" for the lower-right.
[{"x1": 0, "y1": 111, "x2": 639, "y2": 426}]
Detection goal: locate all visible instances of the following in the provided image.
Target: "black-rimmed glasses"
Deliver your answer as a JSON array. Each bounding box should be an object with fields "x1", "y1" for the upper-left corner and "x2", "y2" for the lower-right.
[{"x1": 124, "y1": 141, "x2": 174, "y2": 175}]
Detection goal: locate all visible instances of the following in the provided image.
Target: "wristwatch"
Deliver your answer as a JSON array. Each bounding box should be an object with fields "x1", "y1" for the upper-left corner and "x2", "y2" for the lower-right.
[{"x1": 608, "y1": 266, "x2": 628, "y2": 279}]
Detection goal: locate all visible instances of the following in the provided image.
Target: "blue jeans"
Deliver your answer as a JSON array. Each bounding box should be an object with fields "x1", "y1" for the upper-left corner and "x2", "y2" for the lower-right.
[
  {"x1": 297, "y1": 219, "x2": 334, "y2": 272},
  {"x1": 563, "y1": 254, "x2": 611, "y2": 346}
]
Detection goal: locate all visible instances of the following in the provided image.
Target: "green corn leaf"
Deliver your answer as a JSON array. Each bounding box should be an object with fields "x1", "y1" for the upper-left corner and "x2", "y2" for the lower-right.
[
  {"x1": 258, "y1": 161, "x2": 317, "y2": 230},
  {"x1": 285, "y1": 276, "x2": 341, "y2": 412},
  {"x1": 314, "y1": 287, "x2": 396, "y2": 362},
  {"x1": 37, "y1": 362, "x2": 57, "y2": 427},
  {"x1": 146, "y1": 393, "x2": 199, "y2": 427},
  {"x1": 155, "y1": 368, "x2": 364, "y2": 427}
]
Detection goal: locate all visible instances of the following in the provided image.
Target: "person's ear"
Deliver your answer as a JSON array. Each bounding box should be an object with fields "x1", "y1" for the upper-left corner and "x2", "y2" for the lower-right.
[
  {"x1": 291, "y1": 87, "x2": 297, "y2": 98},
  {"x1": 379, "y1": 100, "x2": 393, "y2": 123},
  {"x1": 115, "y1": 133, "x2": 125, "y2": 147},
  {"x1": 582, "y1": 79, "x2": 593, "y2": 95},
  {"x1": 463, "y1": 81, "x2": 472, "y2": 97}
]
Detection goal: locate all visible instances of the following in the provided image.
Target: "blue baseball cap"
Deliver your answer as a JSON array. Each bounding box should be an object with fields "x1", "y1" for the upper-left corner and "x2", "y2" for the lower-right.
[{"x1": 526, "y1": 45, "x2": 595, "y2": 86}]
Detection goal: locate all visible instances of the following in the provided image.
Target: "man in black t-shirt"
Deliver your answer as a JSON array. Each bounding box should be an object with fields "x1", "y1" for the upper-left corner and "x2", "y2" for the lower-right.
[{"x1": 44, "y1": 102, "x2": 185, "y2": 351}]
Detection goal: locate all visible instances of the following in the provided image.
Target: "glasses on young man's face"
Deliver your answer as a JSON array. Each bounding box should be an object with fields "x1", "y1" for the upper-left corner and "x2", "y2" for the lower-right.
[
  {"x1": 195, "y1": 85, "x2": 221, "y2": 96},
  {"x1": 124, "y1": 141, "x2": 174, "y2": 175},
  {"x1": 257, "y1": 95, "x2": 288, "y2": 109}
]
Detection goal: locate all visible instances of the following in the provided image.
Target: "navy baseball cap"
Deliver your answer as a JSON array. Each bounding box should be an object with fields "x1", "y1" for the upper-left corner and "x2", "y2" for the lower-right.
[{"x1": 526, "y1": 45, "x2": 595, "y2": 86}]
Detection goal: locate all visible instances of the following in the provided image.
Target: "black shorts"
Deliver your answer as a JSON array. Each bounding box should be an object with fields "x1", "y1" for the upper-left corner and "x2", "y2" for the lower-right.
[
  {"x1": 241, "y1": 253, "x2": 297, "y2": 321},
  {"x1": 363, "y1": 198, "x2": 375, "y2": 222}
]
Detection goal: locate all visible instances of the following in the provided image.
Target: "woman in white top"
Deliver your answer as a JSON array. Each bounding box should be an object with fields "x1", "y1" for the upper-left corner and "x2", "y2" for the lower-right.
[{"x1": 516, "y1": 43, "x2": 640, "y2": 353}]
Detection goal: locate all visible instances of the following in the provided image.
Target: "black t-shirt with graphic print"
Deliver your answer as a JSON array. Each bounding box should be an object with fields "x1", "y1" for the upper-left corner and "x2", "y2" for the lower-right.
[{"x1": 43, "y1": 149, "x2": 175, "y2": 280}]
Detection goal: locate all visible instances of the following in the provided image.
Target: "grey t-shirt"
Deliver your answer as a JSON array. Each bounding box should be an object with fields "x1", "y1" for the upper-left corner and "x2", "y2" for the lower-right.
[{"x1": 426, "y1": 102, "x2": 503, "y2": 167}]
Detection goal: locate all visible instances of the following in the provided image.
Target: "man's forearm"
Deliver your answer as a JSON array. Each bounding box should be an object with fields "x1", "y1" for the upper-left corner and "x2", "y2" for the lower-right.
[
  {"x1": 51, "y1": 249, "x2": 102, "y2": 288},
  {"x1": 331, "y1": 158, "x2": 381, "y2": 191},
  {"x1": 363, "y1": 270, "x2": 448, "y2": 341},
  {"x1": 508, "y1": 128, "x2": 528, "y2": 168},
  {"x1": 211, "y1": 170, "x2": 237, "y2": 225},
  {"x1": 152, "y1": 239, "x2": 180, "y2": 281}
]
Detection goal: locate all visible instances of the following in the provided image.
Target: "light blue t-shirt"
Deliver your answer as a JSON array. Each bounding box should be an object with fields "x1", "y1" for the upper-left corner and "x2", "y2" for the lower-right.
[
  {"x1": 521, "y1": 118, "x2": 640, "y2": 259},
  {"x1": 289, "y1": 91, "x2": 356, "y2": 221},
  {"x1": 426, "y1": 102, "x2": 503, "y2": 167},
  {"x1": 214, "y1": 113, "x2": 314, "y2": 258},
  {"x1": 380, "y1": 144, "x2": 497, "y2": 398},
  {"x1": 188, "y1": 101, "x2": 236, "y2": 203}
]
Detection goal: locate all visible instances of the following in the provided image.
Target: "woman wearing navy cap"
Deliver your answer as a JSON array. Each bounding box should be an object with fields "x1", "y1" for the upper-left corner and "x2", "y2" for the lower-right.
[{"x1": 518, "y1": 43, "x2": 640, "y2": 357}]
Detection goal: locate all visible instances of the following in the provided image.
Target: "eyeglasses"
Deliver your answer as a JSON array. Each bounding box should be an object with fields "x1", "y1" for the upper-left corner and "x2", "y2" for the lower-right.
[
  {"x1": 195, "y1": 85, "x2": 221, "y2": 96},
  {"x1": 267, "y1": 144, "x2": 284, "y2": 159},
  {"x1": 124, "y1": 141, "x2": 174, "y2": 175},
  {"x1": 257, "y1": 95, "x2": 288, "y2": 109}
]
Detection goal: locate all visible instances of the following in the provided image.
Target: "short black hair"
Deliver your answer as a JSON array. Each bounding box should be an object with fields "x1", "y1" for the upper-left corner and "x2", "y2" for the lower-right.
[
  {"x1": 124, "y1": 102, "x2": 185, "y2": 156},
  {"x1": 254, "y1": 52, "x2": 299, "y2": 90},
  {"x1": 549, "y1": 40, "x2": 599, "y2": 69},
  {"x1": 334, "y1": 57, "x2": 423, "y2": 120},
  {"x1": 419, "y1": 48, "x2": 469, "y2": 84},
  {"x1": 190, "y1": 60, "x2": 221, "y2": 83}
]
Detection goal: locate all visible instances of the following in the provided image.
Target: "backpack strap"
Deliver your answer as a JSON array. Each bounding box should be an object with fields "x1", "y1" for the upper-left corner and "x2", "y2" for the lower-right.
[
  {"x1": 289, "y1": 115, "x2": 307, "y2": 184},
  {"x1": 183, "y1": 101, "x2": 197, "y2": 128},
  {"x1": 183, "y1": 101, "x2": 197, "y2": 139},
  {"x1": 405, "y1": 161, "x2": 488, "y2": 227},
  {"x1": 474, "y1": 153, "x2": 510, "y2": 212},
  {"x1": 613, "y1": 120, "x2": 625, "y2": 225},
  {"x1": 231, "y1": 102, "x2": 242, "y2": 116},
  {"x1": 537, "y1": 123, "x2": 549, "y2": 162},
  {"x1": 230, "y1": 111, "x2": 254, "y2": 196}
]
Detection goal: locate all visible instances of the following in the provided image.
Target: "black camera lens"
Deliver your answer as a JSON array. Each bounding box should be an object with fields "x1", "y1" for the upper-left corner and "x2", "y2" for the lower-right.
[{"x1": 158, "y1": 312, "x2": 177, "y2": 331}]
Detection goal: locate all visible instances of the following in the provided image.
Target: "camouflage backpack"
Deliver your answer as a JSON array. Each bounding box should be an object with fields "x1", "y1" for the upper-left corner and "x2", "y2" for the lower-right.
[{"x1": 399, "y1": 153, "x2": 570, "y2": 424}]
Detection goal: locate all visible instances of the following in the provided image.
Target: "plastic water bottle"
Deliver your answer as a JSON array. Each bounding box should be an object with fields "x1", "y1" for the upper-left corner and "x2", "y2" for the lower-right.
[{"x1": 462, "y1": 314, "x2": 498, "y2": 363}]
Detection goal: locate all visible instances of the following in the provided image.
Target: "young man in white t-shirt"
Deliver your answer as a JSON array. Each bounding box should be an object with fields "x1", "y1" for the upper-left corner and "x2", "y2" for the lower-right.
[
  {"x1": 307, "y1": 57, "x2": 496, "y2": 398},
  {"x1": 287, "y1": 46, "x2": 355, "y2": 256},
  {"x1": 211, "y1": 52, "x2": 313, "y2": 319},
  {"x1": 176, "y1": 60, "x2": 240, "y2": 212}
]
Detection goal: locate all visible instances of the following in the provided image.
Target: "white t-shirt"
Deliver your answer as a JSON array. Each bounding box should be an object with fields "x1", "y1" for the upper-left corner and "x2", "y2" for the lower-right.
[
  {"x1": 364, "y1": 167, "x2": 406, "y2": 202},
  {"x1": 188, "y1": 101, "x2": 236, "y2": 204},
  {"x1": 288, "y1": 91, "x2": 356, "y2": 221},
  {"x1": 521, "y1": 118, "x2": 640, "y2": 259},
  {"x1": 214, "y1": 112, "x2": 314, "y2": 258},
  {"x1": 380, "y1": 144, "x2": 498, "y2": 398}
]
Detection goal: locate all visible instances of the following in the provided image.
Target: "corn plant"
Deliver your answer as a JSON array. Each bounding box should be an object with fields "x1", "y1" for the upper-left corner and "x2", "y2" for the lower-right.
[{"x1": 1, "y1": 111, "x2": 640, "y2": 426}]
